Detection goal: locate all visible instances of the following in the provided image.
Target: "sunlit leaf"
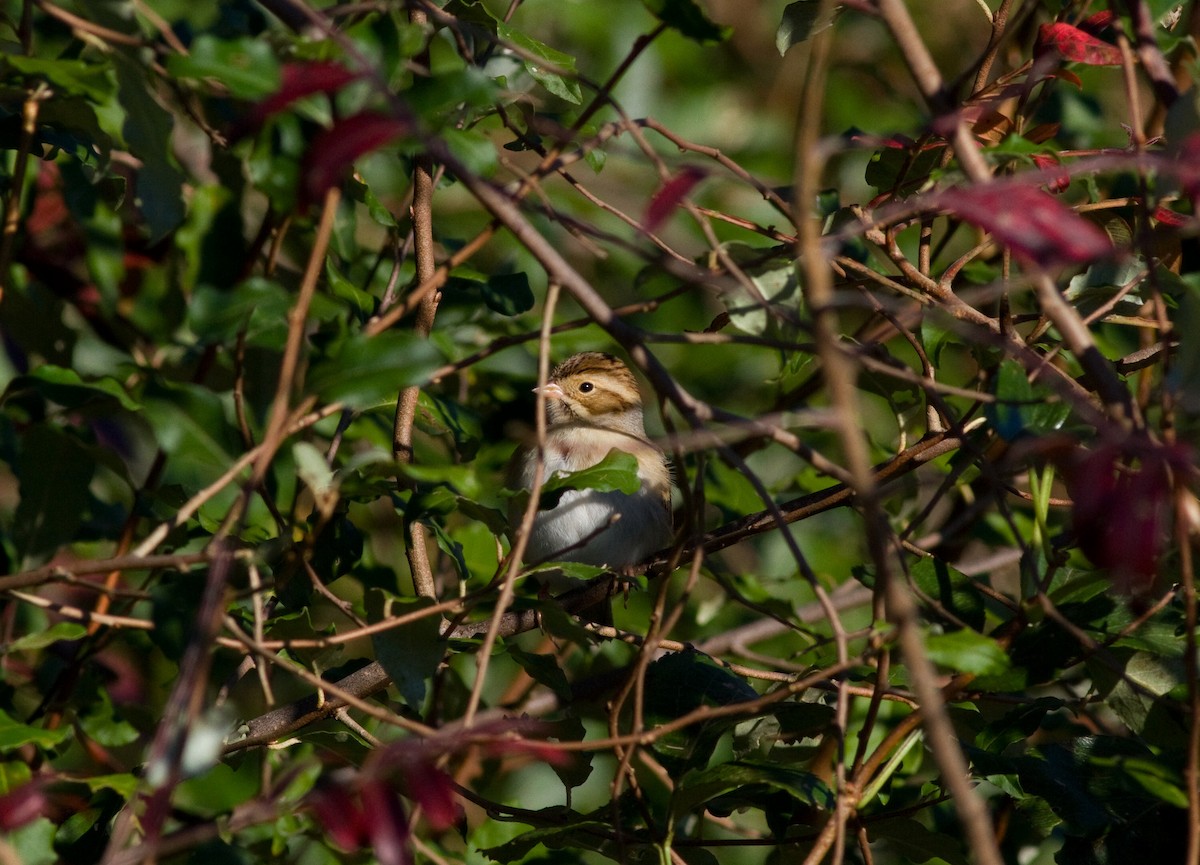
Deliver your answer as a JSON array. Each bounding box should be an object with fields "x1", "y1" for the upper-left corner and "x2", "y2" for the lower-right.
[
  {"x1": 925, "y1": 630, "x2": 1011, "y2": 676},
  {"x1": 776, "y1": 0, "x2": 840, "y2": 55},
  {"x1": 166, "y1": 35, "x2": 281, "y2": 99},
  {"x1": 1037, "y1": 22, "x2": 1123, "y2": 66},
  {"x1": 939, "y1": 182, "x2": 1112, "y2": 267}
]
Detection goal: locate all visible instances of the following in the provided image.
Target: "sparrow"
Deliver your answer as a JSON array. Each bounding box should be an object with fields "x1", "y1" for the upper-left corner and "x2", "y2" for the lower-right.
[{"x1": 508, "y1": 352, "x2": 673, "y2": 618}]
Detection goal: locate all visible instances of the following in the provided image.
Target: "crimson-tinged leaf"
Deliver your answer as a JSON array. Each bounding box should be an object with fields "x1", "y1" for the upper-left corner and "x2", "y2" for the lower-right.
[
  {"x1": 308, "y1": 779, "x2": 371, "y2": 851},
  {"x1": 1037, "y1": 22, "x2": 1123, "y2": 66},
  {"x1": 1152, "y1": 205, "x2": 1190, "y2": 226},
  {"x1": 301, "y1": 112, "x2": 411, "y2": 205},
  {"x1": 361, "y1": 780, "x2": 411, "y2": 865},
  {"x1": 400, "y1": 758, "x2": 458, "y2": 831},
  {"x1": 938, "y1": 182, "x2": 1111, "y2": 266},
  {"x1": 1065, "y1": 445, "x2": 1188, "y2": 595},
  {"x1": 1031, "y1": 153, "x2": 1070, "y2": 193},
  {"x1": 250, "y1": 61, "x2": 359, "y2": 126},
  {"x1": 0, "y1": 781, "x2": 48, "y2": 830},
  {"x1": 1078, "y1": 10, "x2": 1116, "y2": 35},
  {"x1": 643, "y1": 166, "x2": 708, "y2": 233}
]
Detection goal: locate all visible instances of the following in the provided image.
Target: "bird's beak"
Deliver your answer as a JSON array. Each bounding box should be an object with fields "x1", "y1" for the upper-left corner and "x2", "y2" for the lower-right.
[{"x1": 533, "y1": 382, "x2": 565, "y2": 400}]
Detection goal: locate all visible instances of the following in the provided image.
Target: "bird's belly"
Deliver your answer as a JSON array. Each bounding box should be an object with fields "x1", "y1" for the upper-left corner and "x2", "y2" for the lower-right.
[{"x1": 526, "y1": 487, "x2": 669, "y2": 568}]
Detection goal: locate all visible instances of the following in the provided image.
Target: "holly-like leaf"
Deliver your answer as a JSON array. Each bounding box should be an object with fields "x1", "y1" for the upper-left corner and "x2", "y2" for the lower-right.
[
  {"x1": 7, "y1": 365, "x2": 141, "y2": 412},
  {"x1": 987, "y1": 358, "x2": 1071, "y2": 441},
  {"x1": 910, "y1": 557, "x2": 986, "y2": 631},
  {"x1": 12, "y1": 424, "x2": 95, "y2": 567}
]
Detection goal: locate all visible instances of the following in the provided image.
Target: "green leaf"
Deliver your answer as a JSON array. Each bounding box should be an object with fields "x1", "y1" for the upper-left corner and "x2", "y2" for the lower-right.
[
  {"x1": 482, "y1": 272, "x2": 535, "y2": 316},
  {"x1": 1088, "y1": 754, "x2": 1189, "y2": 808},
  {"x1": 368, "y1": 593, "x2": 447, "y2": 711},
  {"x1": 865, "y1": 142, "x2": 944, "y2": 193},
  {"x1": 507, "y1": 645, "x2": 572, "y2": 703},
  {"x1": 718, "y1": 243, "x2": 801, "y2": 337},
  {"x1": 442, "y1": 127, "x2": 499, "y2": 177},
  {"x1": 642, "y1": 0, "x2": 730, "y2": 42},
  {"x1": 166, "y1": 35, "x2": 281, "y2": 99},
  {"x1": 987, "y1": 358, "x2": 1070, "y2": 440},
  {"x1": 924, "y1": 629, "x2": 1011, "y2": 676},
  {"x1": 538, "y1": 449, "x2": 641, "y2": 508},
  {"x1": 3, "y1": 56, "x2": 114, "y2": 101},
  {"x1": 114, "y1": 55, "x2": 185, "y2": 243},
  {"x1": 910, "y1": 557, "x2": 985, "y2": 631},
  {"x1": 12, "y1": 424, "x2": 96, "y2": 567},
  {"x1": 8, "y1": 365, "x2": 141, "y2": 412},
  {"x1": 7, "y1": 622, "x2": 87, "y2": 651},
  {"x1": 80, "y1": 772, "x2": 138, "y2": 801},
  {"x1": 0, "y1": 709, "x2": 70, "y2": 751},
  {"x1": 672, "y1": 761, "x2": 833, "y2": 819},
  {"x1": 141, "y1": 382, "x2": 238, "y2": 490},
  {"x1": 6, "y1": 818, "x2": 58, "y2": 865},
  {"x1": 643, "y1": 648, "x2": 758, "y2": 721},
  {"x1": 497, "y1": 23, "x2": 582, "y2": 103},
  {"x1": 187, "y1": 278, "x2": 293, "y2": 344},
  {"x1": 307, "y1": 331, "x2": 443, "y2": 409},
  {"x1": 776, "y1": 1, "x2": 840, "y2": 55},
  {"x1": 870, "y1": 818, "x2": 969, "y2": 865}
]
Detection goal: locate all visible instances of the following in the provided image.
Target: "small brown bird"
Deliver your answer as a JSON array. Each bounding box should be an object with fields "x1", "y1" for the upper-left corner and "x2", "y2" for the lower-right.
[{"x1": 508, "y1": 352, "x2": 673, "y2": 615}]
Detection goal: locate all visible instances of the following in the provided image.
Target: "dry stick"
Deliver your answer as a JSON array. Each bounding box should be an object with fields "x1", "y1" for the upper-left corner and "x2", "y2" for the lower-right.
[
  {"x1": 0, "y1": 81, "x2": 47, "y2": 301},
  {"x1": 791, "y1": 10, "x2": 855, "y2": 864},
  {"x1": 1120, "y1": 0, "x2": 1180, "y2": 110},
  {"x1": 459, "y1": 282, "x2": 561, "y2": 730},
  {"x1": 971, "y1": 0, "x2": 1017, "y2": 94},
  {"x1": 392, "y1": 12, "x2": 441, "y2": 600},
  {"x1": 863, "y1": 5, "x2": 1006, "y2": 865}
]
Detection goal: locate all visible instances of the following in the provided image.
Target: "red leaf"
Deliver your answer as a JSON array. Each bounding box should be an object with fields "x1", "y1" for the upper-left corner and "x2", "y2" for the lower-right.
[
  {"x1": 939, "y1": 182, "x2": 1111, "y2": 266},
  {"x1": 1176, "y1": 133, "x2": 1200, "y2": 201},
  {"x1": 400, "y1": 759, "x2": 458, "y2": 831},
  {"x1": 360, "y1": 780, "x2": 411, "y2": 865},
  {"x1": 1037, "y1": 22, "x2": 1123, "y2": 66},
  {"x1": 301, "y1": 112, "x2": 411, "y2": 205},
  {"x1": 1152, "y1": 205, "x2": 1190, "y2": 226},
  {"x1": 643, "y1": 166, "x2": 708, "y2": 233},
  {"x1": 1065, "y1": 444, "x2": 1186, "y2": 596},
  {"x1": 243, "y1": 61, "x2": 360, "y2": 132},
  {"x1": 1031, "y1": 153, "x2": 1070, "y2": 193},
  {"x1": 1079, "y1": 10, "x2": 1116, "y2": 35},
  {"x1": 0, "y1": 782, "x2": 48, "y2": 831},
  {"x1": 309, "y1": 780, "x2": 371, "y2": 851}
]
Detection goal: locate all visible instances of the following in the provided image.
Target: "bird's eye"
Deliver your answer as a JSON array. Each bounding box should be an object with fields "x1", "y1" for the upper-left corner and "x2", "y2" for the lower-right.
[{"x1": 578, "y1": 381, "x2": 594, "y2": 393}]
